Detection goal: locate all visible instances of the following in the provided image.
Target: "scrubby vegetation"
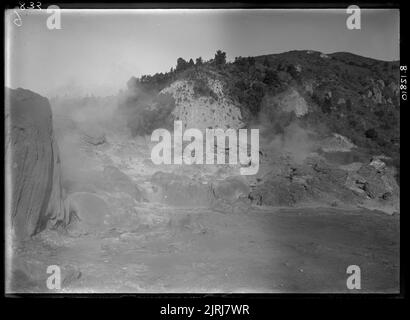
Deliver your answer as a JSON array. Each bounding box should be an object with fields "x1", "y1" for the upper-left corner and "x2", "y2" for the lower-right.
[{"x1": 121, "y1": 49, "x2": 400, "y2": 167}]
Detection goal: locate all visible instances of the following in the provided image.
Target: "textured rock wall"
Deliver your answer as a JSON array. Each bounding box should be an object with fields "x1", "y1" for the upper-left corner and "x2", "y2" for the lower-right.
[{"x1": 6, "y1": 88, "x2": 70, "y2": 240}]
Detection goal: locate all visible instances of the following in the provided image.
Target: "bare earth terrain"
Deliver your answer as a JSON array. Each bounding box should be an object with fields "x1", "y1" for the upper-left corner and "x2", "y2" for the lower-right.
[{"x1": 11, "y1": 204, "x2": 399, "y2": 293}]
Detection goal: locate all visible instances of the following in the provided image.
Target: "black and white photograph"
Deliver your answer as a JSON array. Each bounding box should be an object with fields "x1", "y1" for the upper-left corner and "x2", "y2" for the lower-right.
[{"x1": 4, "y1": 4, "x2": 401, "y2": 295}]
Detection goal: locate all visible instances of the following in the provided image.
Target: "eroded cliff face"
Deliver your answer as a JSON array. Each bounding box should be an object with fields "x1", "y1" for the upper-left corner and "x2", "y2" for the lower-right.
[
  {"x1": 161, "y1": 78, "x2": 244, "y2": 130},
  {"x1": 6, "y1": 88, "x2": 70, "y2": 240}
]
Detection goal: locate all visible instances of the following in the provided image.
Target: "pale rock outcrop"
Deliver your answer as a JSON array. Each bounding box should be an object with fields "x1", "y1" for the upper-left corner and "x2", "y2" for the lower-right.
[
  {"x1": 321, "y1": 133, "x2": 356, "y2": 152},
  {"x1": 161, "y1": 78, "x2": 243, "y2": 131},
  {"x1": 337, "y1": 98, "x2": 346, "y2": 105},
  {"x1": 275, "y1": 88, "x2": 309, "y2": 117}
]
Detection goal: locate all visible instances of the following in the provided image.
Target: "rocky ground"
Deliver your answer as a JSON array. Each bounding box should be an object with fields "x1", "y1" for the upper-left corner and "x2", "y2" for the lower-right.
[{"x1": 8, "y1": 121, "x2": 400, "y2": 293}]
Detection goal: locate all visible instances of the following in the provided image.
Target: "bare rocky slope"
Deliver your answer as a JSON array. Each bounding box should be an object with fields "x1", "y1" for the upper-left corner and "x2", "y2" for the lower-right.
[
  {"x1": 120, "y1": 50, "x2": 400, "y2": 161},
  {"x1": 119, "y1": 50, "x2": 400, "y2": 214}
]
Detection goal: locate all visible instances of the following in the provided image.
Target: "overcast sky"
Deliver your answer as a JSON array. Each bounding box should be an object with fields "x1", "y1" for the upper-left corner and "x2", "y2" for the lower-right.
[{"x1": 5, "y1": 9, "x2": 399, "y2": 97}]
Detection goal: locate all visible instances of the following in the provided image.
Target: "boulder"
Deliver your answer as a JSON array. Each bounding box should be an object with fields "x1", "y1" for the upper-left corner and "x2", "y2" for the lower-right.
[
  {"x1": 369, "y1": 158, "x2": 386, "y2": 172},
  {"x1": 211, "y1": 176, "x2": 250, "y2": 203},
  {"x1": 150, "y1": 172, "x2": 215, "y2": 207},
  {"x1": 6, "y1": 88, "x2": 70, "y2": 240},
  {"x1": 344, "y1": 162, "x2": 400, "y2": 213},
  {"x1": 80, "y1": 126, "x2": 106, "y2": 146},
  {"x1": 66, "y1": 192, "x2": 110, "y2": 233},
  {"x1": 102, "y1": 166, "x2": 145, "y2": 201},
  {"x1": 356, "y1": 164, "x2": 399, "y2": 200},
  {"x1": 337, "y1": 98, "x2": 346, "y2": 105}
]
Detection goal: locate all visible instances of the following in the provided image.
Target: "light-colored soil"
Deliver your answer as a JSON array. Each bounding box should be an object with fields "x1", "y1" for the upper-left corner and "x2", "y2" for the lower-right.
[{"x1": 10, "y1": 205, "x2": 399, "y2": 293}]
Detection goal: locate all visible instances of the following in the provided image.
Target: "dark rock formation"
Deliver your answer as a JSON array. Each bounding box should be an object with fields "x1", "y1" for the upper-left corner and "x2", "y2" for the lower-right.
[
  {"x1": 249, "y1": 159, "x2": 359, "y2": 207},
  {"x1": 6, "y1": 88, "x2": 70, "y2": 240}
]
